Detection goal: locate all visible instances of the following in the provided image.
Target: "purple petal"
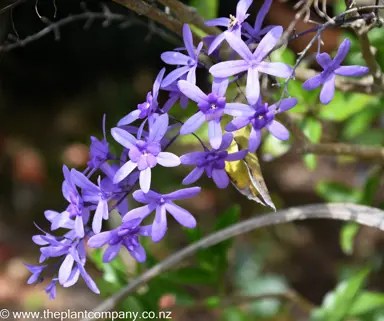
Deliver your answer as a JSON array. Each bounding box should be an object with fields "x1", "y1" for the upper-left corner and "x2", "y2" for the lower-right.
[
  {"x1": 236, "y1": 0, "x2": 253, "y2": 22},
  {"x1": 333, "y1": 38, "x2": 351, "y2": 66},
  {"x1": 267, "y1": 120, "x2": 290, "y2": 140},
  {"x1": 165, "y1": 202, "x2": 196, "y2": 228},
  {"x1": 208, "y1": 120, "x2": 222, "y2": 149},
  {"x1": 152, "y1": 205, "x2": 167, "y2": 242},
  {"x1": 123, "y1": 204, "x2": 154, "y2": 222},
  {"x1": 249, "y1": 127, "x2": 262, "y2": 152},
  {"x1": 139, "y1": 168, "x2": 151, "y2": 193},
  {"x1": 334, "y1": 66, "x2": 369, "y2": 77},
  {"x1": 209, "y1": 60, "x2": 249, "y2": 78},
  {"x1": 32, "y1": 235, "x2": 49, "y2": 246},
  {"x1": 157, "y1": 152, "x2": 181, "y2": 167},
  {"x1": 164, "y1": 186, "x2": 201, "y2": 200},
  {"x1": 212, "y1": 169, "x2": 230, "y2": 188},
  {"x1": 111, "y1": 128, "x2": 137, "y2": 150},
  {"x1": 152, "y1": 68, "x2": 166, "y2": 101},
  {"x1": 270, "y1": 97, "x2": 298, "y2": 114},
  {"x1": 132, "y1": 190, "x2": 149, "y2": 204},
  {"x1": 254, "y1": 0, "x2": 272, "y2": 32},
  {"x1": 162, "y1": 66, "x2": 191, "y2": 88},
  {"x1": 63, "y1": 267, "x2": 80, "y2": 288},
  {"x1": 207, "y1": 32, "x2": 227, "y2": 55},
  {"x1": 225, "y1": 32, "x2": 253, "y2": 61},
  {"x1": 225, "y1": 102, "x2": 255, "y2": 117},
  {"x1": 51, "y1": 211, "x2": 73, "y2": 230},
  {"x1": 148, "y1": 113, "x2": 169, "y2": 143},
  {"x1": 118, "y1": 110, "x2": 141, "y2": 126},
  {"x1": 302, "y1": 74, "x2": 323, "y2": 90},
  {"x1": 187, "y1": 65, "x2": 197, "y2": 84},
  {"x1": 316, "y1": 53, "x2": 333, "y2": 70},
  {"x1": 75, "y1": 215, "x2": 84, "y2": 238},
  {"x1": 44, "y1": 210, "x2": 58, "y2": 222},
  {"x1": 163, "y1": 94, "x2": 179, "y2": 113},
  {"x1": 182, "y1": 167, "x2": 205, "y2": 185},
  {"x1": 183, "y1": 24, "x2": 195, "y2": 58},
  {"x1": 320, "y1": 74, "x2": 336, "y2": 104},
  {"x1": 71, "y1": 170, "x2": 98, "y2": 192},
  {"x1": 180, "y1": 152, "x2": 206, "y2": 165},
  {"x1": 113, "y1": 161, "x2": 137, "y2": 184},
  {"x1": 212, "y1": 77, "x2": 229, "y2": 97},
  {"x1": 103, "y1": 244, "x2": 121, "y2": 262},
  {"x1": 59, "y1": 254, "x2": 74, "y2": 285},
  {"x1": 78, "y1": 265, "x2": 100, "y2": 294},
  {"x1": 127, "y1": 243, "x2": 146, "y2": 262},
  {"x1": 205, "y1": 17, "x2": 230, "y2": 27},
  {"x1": 246, "y1": 67, "x2": 260, "y2": 105},
  {"x1": 253, "y1": 26, "x2": 283, "y2": 61},
  {"x1": 225, "y1": 117, "x2": 251, "y2": 131},
  {"x1": 87, "y1": 231, "x2": 112, "y2": 248},
  {"x1": 92, "y1": 200, "x2": 108, "y2": 234},
  {"x1": 180, "y1": 111, "x2": 205, "y2": 135},
  {"x1": 219, "y1": 132, "x2": 234, "y2": 150},
  {"x1": 226, "y1": 149, "x2": 248, "y2": 161},
  {"x1": 161, "y1": 51, "x2": 190, "y2": 65},
  {"x1": 257, "y1": 61, "x2": 292, "y2": 78},
  {"x1": 177, "y1": 80, "x2": 208, "y2": 103}
]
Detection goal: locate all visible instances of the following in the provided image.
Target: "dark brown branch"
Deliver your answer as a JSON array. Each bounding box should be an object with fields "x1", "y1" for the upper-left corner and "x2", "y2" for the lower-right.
[{"x1": 82, "y1": 203, "x2": 384, "y2": 321}]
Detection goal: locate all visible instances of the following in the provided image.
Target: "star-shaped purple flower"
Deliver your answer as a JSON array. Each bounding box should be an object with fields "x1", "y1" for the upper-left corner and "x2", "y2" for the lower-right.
[
  {"x1": 209, "y1": 26, "x2": 292, "y2": 105},
  {"x1": 205, "y1": 0, "x2": 253, "y2": 54},
  {"x1": 87, "y1": 218, "x2": 151, "y2": 263},
  {"x1": 161, "y1": 74, "x2": 189, "y2": 112},
  {"x1": 302, "y1": 38, "x2": 369, "y2": 104},
  {"x1": 123, "y1": 187, "x2": 201, "y2": 242},
  {"x1": 225, "y1": 97, "x2": 298, "y2": 152},
  {"x1": 180, "y1": 133, "x2": 248, "y2": 188},
  {"x1": 161, "y1": 24, "x2": 203, "y2": 87},
  {"x1": 111, "y1": 114, "x2": 180, "y2": 193},
  {"x1": 118, "y1": 68, "x2": 165, "y2": 126},
  {"x1": 177, "y1": 78, "x2": 254, "y2": 149}
]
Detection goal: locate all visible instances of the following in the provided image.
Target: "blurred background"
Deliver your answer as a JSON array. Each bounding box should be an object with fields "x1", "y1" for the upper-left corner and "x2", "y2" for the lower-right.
[{"x1": 0, "y1": 0, "x2": 384, "y2": 320}]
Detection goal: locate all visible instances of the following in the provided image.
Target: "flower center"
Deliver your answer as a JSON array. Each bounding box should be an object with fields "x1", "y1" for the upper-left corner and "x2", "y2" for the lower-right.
[
  {"x1": 228, "y1": 14, "x2": 238, "y2": 29},
  {"x1": 251, "y1": 104, "x2": 274, "y2": 130}
]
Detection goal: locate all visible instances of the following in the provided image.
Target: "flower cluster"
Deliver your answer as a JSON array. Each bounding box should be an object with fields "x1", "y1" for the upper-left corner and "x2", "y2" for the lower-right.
[{"x1": 27, "y1": 0, "x2": 370, "y2": 298}]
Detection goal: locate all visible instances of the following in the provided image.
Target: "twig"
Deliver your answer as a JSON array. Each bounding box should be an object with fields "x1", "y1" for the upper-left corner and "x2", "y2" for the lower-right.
[
  {"x1": 156, "y1": 0, "x2": 221, "y2": 36},
  {"x1": 298, "y1": 142, "x2": 384, "y2": 162},
  {"x1": 81, "y1": 203, "x2": 384, "y2": 321}
]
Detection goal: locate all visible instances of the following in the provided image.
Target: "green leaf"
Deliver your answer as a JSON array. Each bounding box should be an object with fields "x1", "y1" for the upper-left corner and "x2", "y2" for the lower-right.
[
  {"x1": 221, "y1": 307, "x2": 251, "y2": 321},
  {"x1": 354, "y1": 129, "x2": 384, "y2": 146},
  {"x1": 340, "y1": 222, "x2": 359, "y2": 255},
  {"x1": 348, "y1": 291, "x2": 384, "y2": 317},
  {"x1": 315, "y1": 182, "x2": 362, "y2": 203},
  {"x1": 312, "y1": 266, "x2": 372, "y2": 321},
  {"x1": 361, "y1": 171, "x2": 381, "y2": 205},
  {"x1": 342, "y1": 107, "x2": 378, "y2": 140},
  {"x1": 261, "y1": 132, "x2": 291, "y2": 161},
  {"x1": 190, "y1": 0, "x2": 218, "y2": 20},
  {"x1": 302, "y1": 117, "x2": 322, "y2": 170}
]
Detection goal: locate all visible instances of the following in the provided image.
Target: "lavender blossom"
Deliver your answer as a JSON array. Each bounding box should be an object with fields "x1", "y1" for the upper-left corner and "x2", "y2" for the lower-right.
[
  {"x1": 45, "y1": 279, "x2": 57, "y2": 300},
  {"x1": 123, "y1": 187, "x2": 201, "y2": 242},
  {"x1": 87, "y1": 218, "x2": 151, "y2": 263},
  {"x1": 88, "y1": 114, "x2": 110, "y2": 170},
  {"x1": 302, "y1": 38, "x2": 369, "y2": 104},
  {"x1": 225, "y1": 97, "x2": 298, "y2": 152},
  {"x1": 205, "y1": 0, "x2": 253, "y2": 54},
  {"x1": 180, "y1": 133, "x2": 247, "y2": 188},
  {"x1": 177, "y1": 78, "x2": 254, "y2": 148},
  {"x1": 161, "y1": 75, "x2": 189, "y2": 112},
  {"x1": 118, "y1": 68, "x2": 165, "y2": 126},
  {"x1": 111, "y1": 114, "x2": 180, "y2": 193},
  {"x1": 25, "y1": 264, "x2": 47, "y2": 284},
  {"x1": 209, "y1": 26, "x2": 292, "y2": 105},
  {"x1": 161, "y1": 24, "x2": 203, "y2": 87}
]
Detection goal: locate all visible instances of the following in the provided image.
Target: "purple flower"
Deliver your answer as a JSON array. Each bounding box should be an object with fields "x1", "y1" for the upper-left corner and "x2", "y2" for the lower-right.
[
  {"x1": 225, "y1": 97, "x2": 297, "y2": 152},
  {"x1": 161, "y1": 24, "x2": 203, "y2": 87},
  {"x1": 123, "y1": 187, "x2": 201, "y2": 242},
  {"x1": 161, "y1": 75, "x2": 189, "y2": 112},
  {"x1": 180, "y1": 133, "x2": 247, "y2": 188},
  {"x1": 25, "y1": 264, "x2": 47, "y2": 284},
  {"x1": 111, "y1": 114, "x2": 180, "y2": 193},
  {"x1": 205, "y1": 0, "x2": 253, "y2": 54},
  {"x1": 177, "y1": 78, "x2": 254, "y2": 149},
  {"x1": 118, "y1": 68, "x2": 165, "y2": 126},
  {"x1": 302, "y1": 38, "x2": 369, "y2": 104},
  {"x1": 87, "y1": 218, "x2": 151, "y2": 263},
  {"x1": 209, "y1": 26, "x2": 292, "y2": 105},
  {"x1": 45, "y1": 279, "x2": 57, "y2": 300},
  {"x1": 70, "y1": 170, "x2": 112, "y2": 234},
  {"x1": 44, "y1": 209, "x2": 75, "y2": 232},
  {"x1": 88, "y1": 115, "x2": 110, "y2": 169},
  {"x1": 242, "y1": 0, "x2": 276, "y2": 43}
]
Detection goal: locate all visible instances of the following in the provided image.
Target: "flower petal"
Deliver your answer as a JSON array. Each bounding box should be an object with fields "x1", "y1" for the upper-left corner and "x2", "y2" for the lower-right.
[
  {"x1": 157, "y1": 152, "x2": 181, "y2": 167},
  {"x1": 59, "y1": 254, "x2": 74, "y2": 285},
  {"x1": 164, "y1": 186, "x2": 201, "y2": 200},
  {"x1": 78, "y1": 265, "x2": 100, "y2": 294},
  {"x1": 117, "y1": 109, "x2": 141, "y2": 126},
  {"x1": 183, "y1": 24, "x2": 195, "y2": 58},
  {"x1": 249, "y1": 127, "x2": 262, "y2": 152},
  {"x1": 139, "y1": 168, "x2": 151, "y2": 193},
  {"x1": 111, "y1": 127, "x2": 137, "y2": 150},
  {"x1": 225, "y1": 117, "x2": 251, "y2": 131},
  {"x1": 225, "y1": 32, "x2": 253, "y2": 61},
  {"x1": 161, "y1": 66, "x2": 191, "y2": 88},
  {"x1": 219, "y1": 132, "x2": 234, "y2": 150},
  {"x1": 123, "y1": 204, "x2": 154, "y2": 222},
  {"x1": 75, "y1": 215, "x2": 84, "y2": 238},
  {"x1": 254, "y1": 0, "x2": 272, "y2": 32},
  {"x1": 207, "y1": 32, "x2": 227, "y2": 55},
  {"x1": 316, "y1": 53, "x2": 333, "y2": 70},
  {"x1": 246, "y1": 67, "x2": 260, "y2": 105},
  {"x1": 302, "y1": 74, "x2": 324, "y2": 90},
  {"x1": 212, "y1": 77, "x2": 229, "y2": 97},
  {"x1": 161, "y1": 51, "x2": 191, "y2": 65},
  {"x1": 187, "y1": 65, "x2": 197, "y2": 84},
  {"x1": 92, "y1": 199, "x2": 108, "y2": 234},
  {"x1": 113, "y1": 161, "x2": 137, "y2": 184},
  {"x1": 180, "y1": 111, "x2": 205, "y2": 135},
  {"x1": 178, "y1": 80, "x2": 207, "y2": 103},
  {"x1": 212, "y1": 168, "x2": 230, "y2": 188},
  {"x1": 257, "y1": 61, "x2": 292, "y2": 78},
  {"x1": 103, "y1": 244, "x2": 121, "y2": 262},
  {"x1": 320, "y1": 74, "x2": 336, "y2": 104},
  {"x1": 334, "y1": 66, "x2": 369, "y2": 77},
  {"x1": 180, "y1": 152, "x2": 206, "y2": 165},
  {"x1": 148, "y1": 113, "x2": 169, "y2": 143},
  {"x1": 236, "y1": 0, "x2": 253, "y2": 22},
  {"x1": 208, "y1": 120, "x2": 222, "y2": 149},
  {"x1": 209, "y1": 60, "x2": 249, "y2": 78},
  {"x1": 165, "y1": 202, "x2": 196, "y2": 228},
  {"x1": 152, "y1": 205, "x2": 167, "y2": 242},
  {"x1": 152, "y1": 68, "x2": 166, "y2": 101},
  {"x1": 205, "y1": 17, "x2": 230, "y2": 27},
  {"x1": 127, "y1": 243, "x2": 146, "y2": 262},
  {"x1": 267, "y1": 120, "x2": 290, "y2": 140},
  {"x1": 182, "y1": 167, "x2": 204, "y2": 185},
  {"x1": 226, "y1": 149, "x2": 248, "y2": 161},
  {"x1": 225, "y1": 102, "x2": 255, "y2": 117},
  {"x1": 269, "y1": 97, "x2": 298, "y2": 114},
  {"x1": 333, "y1": 38, "x2": 351, "y2": 66},
  {"x1": 87, "y1": 231, "x2": 112, "y2": 248},
  {"x1": 253, "y1": 26, "x2": 283, "y2": 61}
]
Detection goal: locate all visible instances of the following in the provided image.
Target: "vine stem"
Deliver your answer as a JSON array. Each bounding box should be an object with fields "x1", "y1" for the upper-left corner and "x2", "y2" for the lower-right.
[{"x1": 82, "y1": 203, "x2": 384, "y2": 321}]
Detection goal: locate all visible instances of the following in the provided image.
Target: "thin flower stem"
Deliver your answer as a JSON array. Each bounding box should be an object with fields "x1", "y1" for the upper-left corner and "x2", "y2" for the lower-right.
[{"x1": 81, "y1": 203, "x2": 384, "y2": 321}]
